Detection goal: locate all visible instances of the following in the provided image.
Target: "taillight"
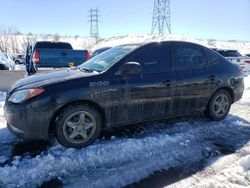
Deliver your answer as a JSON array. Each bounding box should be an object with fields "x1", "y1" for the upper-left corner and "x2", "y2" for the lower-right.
[
  {"x1": 245, "y1": 60, "x2": 250, "y2": 64},
  {"x1": 33, "y1": 50, "x2": 40, "y2": 64},
  {"x1": 86, "y1": 51, "x2": 90, "y2": 60}
]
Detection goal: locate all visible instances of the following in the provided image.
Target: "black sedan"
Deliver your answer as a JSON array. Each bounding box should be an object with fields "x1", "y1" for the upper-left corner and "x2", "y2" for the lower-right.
[{"x1": 4, "y1": 41, "x2": 244, "y2": 148}]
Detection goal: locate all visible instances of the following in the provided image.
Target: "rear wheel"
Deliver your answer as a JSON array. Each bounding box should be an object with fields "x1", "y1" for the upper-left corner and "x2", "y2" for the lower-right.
[
  {"x1": 55, "y1": 105, "x2": 102, "y2": 148},
  {"x1": 205, "y1": 90, "x2": 232, "y2": 121}
]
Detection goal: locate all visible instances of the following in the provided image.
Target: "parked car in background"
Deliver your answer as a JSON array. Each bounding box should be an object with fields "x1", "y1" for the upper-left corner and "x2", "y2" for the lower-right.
[
  {"x1": 4, "y1": 53, "x2": 15, "y2": 70},
  {"x1": 212, "y1": 49, "x2": 250, "y2": 72},
  {"x1": 245, "y1": 54, "x2": 250, "y2": 57},
  {"x1": 0, "y1": 51, "x2": 14, "y2": 70},
  {"x1": 92, "y1": 47, "x2": 111, "y2": 57},
  {"x1": 4, "y1": 41, "x2": 244, "y2": 148},
  {"x1": 26, "y1": 41, "x2": 90, "y2": 75},
  {"x1": 12, "y1": 54, "x2": 25, "y2": 64}
]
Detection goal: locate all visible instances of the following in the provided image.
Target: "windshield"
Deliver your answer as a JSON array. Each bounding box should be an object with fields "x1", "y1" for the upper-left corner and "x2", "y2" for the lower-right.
[{"x1": 79, "y1": 45, "x2": 138, "y2": 72}]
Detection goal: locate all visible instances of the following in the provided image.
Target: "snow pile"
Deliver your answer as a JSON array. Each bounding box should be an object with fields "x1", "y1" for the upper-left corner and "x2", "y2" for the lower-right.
[
  {"x1": 0, "y1": 91, "x2": 5, "y2": 102},
  {"x1": 239, "y1": 76, "x2": 250, "y2": 104},
  {"x1": 168, "y1": 143, "x2": 250, "y2": 188},
  {"x1": 0, "y1": 91, "x2": 15, "y2": 143},
  {"x1": 0, "y1": 92, "x2": 6, "y2": 121},
  {"x1": 1, "y1": 117, "x2": 250, "y2": 188}
]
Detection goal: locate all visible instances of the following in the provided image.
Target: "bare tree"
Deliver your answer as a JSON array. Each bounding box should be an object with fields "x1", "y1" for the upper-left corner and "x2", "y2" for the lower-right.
[
  {"x1": 53, "y1": 33, "x2": 60, "y2": 42},
  {"x1": 0, "y1": 25, "x2": 21, "y2": 53},
  {"x1": 21, "y1": 33, "x2": 38, "y2": 53},
  {"x1": 0, "y1": 25, "x2": 9, "y2": 52}
]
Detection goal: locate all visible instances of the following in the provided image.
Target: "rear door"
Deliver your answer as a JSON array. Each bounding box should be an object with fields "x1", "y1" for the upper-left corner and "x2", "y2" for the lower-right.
[{"x1": 173, "y1": 42, "x2": 212, "y2": 114}]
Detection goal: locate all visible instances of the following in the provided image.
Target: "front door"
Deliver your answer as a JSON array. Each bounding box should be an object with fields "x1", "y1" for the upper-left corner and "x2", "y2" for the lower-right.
[{"x1": 108, "y1": 42, "x2": 176, "y2": 124}]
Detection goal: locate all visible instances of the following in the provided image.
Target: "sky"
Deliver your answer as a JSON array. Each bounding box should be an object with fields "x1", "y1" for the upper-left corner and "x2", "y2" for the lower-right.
[{"x1": 0, "y1": 0, "x2": 249, "y2": 41}]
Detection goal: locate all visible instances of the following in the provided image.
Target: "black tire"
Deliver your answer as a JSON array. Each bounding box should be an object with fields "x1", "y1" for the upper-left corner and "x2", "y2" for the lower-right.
[
  {"x1": 205, "y1": 90, "x2": 232, "y2": 121},
  {"x1": 15, "y1": 60, "x2": 20, "y2": 64},
  {"x1": 55, "y1": 104, "x2": 102, "y2": 148}
]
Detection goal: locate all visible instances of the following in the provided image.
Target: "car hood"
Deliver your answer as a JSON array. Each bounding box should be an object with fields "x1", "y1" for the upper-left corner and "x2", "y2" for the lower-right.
[{"x1": 10, "y1": 69, "x2": 95, "y2": 91}]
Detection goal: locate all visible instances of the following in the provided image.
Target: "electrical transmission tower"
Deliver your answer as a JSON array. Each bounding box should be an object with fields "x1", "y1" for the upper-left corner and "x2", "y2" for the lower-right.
[
  {"x1": 88, "y1": 8, "x2": 99, "y2": 42},
  {"x1": 151, "y1": 0, "x2": 171, "y2": 35}
]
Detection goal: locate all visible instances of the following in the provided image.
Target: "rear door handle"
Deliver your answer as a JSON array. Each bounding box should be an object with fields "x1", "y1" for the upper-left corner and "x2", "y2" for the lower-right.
[{"x1": 208, "y1": 75, "x2": 215, "y2": 81}]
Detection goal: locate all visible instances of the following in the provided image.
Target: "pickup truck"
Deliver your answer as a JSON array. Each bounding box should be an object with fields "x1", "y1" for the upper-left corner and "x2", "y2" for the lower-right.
[
  {"x1": 26, "y1": 41, "x2": 90, "y2": 74},
  {"x1": 212, "y1": 49, "x2": 250, "y2": 72}
]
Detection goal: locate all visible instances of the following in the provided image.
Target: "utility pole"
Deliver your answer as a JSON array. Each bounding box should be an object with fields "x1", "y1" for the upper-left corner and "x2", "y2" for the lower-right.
[
  {"x1": 88, "y1": 8, "x2": 99, "y2": 43},
  {"x1": 151, "y1": 0, "x2": 171, "y2": 35}
]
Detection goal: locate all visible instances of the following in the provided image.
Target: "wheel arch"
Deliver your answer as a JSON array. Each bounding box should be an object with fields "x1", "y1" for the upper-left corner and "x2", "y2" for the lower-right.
[
  {"x1": 206, "y1": 86, "x2": 234, "y2": 109},
  {"x1": 48, "y1": 100, "x2": 106, "y2": 135}
]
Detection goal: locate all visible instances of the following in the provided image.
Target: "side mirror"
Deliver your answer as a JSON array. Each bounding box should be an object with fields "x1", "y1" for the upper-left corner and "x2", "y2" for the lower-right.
[{"x1": 115, "y1": 62, "x2": 142, "y2": 77}]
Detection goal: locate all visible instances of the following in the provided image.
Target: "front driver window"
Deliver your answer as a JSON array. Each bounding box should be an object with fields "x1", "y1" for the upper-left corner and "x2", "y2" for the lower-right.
[{"x1": 127, "y1": 43, "x2": 172, "y2": 74}]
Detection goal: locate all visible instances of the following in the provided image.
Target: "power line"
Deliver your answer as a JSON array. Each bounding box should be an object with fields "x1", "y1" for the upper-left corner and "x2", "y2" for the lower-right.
[
  {"x1": 151, "y1": 0, "x2": 171, "y2": 35},
  {"x1": 88, "y1": 8, "x2": 99, "y2": 42}
]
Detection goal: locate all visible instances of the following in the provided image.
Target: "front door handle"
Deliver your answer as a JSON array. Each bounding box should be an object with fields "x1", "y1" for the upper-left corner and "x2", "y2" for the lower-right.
[{"x1": 163, "y1": 80, "x2": 172, "y2": 87}]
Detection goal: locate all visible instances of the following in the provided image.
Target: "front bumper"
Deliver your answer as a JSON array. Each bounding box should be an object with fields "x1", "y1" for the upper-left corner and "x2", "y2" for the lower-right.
[
  {"x1": 4, "y1": 98, "x2": 54, "y2": 141},
  {"x1": 7, "y1": 123, "x2": 25, "y2": 139}
]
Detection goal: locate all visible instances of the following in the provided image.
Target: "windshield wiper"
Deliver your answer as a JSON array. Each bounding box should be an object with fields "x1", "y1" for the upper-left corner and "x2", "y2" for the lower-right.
[
  {"x1": 79, "y1": 67, "x2": 101, "y2": 73},
  {"x1": 79, "y1": 67, "x2": 94, "y2": 73}
]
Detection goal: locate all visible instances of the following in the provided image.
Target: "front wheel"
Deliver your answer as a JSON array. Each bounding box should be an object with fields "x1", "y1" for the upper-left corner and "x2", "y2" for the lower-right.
[
  {"x1": 205, "y1": 90, "x2": 232, "y2": 121},
  {"x1": 55, "y1": 105, "x2": 102, "y2": 148}
]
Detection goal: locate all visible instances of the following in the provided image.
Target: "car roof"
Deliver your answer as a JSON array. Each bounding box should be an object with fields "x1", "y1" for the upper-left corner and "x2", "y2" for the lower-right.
[{"x1": 119, "y1": 40, "x2": 208, "y2": 48}]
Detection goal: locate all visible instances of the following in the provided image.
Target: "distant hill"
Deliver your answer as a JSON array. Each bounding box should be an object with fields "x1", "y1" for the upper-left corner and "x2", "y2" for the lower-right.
[{"x1": 1, "y1": 33, "x2": 249, "y2": 55}]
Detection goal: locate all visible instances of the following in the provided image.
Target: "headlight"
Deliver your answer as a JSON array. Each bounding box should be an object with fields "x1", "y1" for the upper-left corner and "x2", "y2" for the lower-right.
[{"x1": 8, "y1": 88, "x2": 44, "y2": 103}]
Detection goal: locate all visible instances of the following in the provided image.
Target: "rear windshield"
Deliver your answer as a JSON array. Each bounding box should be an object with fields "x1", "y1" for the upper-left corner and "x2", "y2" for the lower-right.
[
  {"x1": 217, "y1": 50, "x2": 242, "y2": 57},
  {"x1": 34, "y1": 42, "x2": 73, "y2": 50}
]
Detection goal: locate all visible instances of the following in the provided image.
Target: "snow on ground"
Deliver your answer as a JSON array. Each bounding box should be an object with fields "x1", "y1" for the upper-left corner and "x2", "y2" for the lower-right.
[
  {"x1": 0, "y1": 91, "x2": 6, "y2": 125},
  {"x1": 14, "y1": 64, "x2": 26, "y2": 71},
  {"x1": 0, "y1": 77, "x2": 250, "y2": 188},
  {"x1": 168, "y1": 76, "x2": 250, "y2": 188}
]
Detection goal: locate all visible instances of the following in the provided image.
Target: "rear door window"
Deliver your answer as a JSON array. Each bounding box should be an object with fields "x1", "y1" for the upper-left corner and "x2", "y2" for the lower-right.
[
  {"x1": 205, "y1": 49, "x2": 221, "y2": 65},
  {"x1": 174, "y1": 43, "x2": 208, "y2": 70}
]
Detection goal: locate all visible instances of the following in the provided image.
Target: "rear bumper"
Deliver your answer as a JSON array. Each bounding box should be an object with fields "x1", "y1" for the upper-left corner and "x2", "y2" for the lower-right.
[{"x1": 232, "y1": 78, "x2": 244, "y2": 103}]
